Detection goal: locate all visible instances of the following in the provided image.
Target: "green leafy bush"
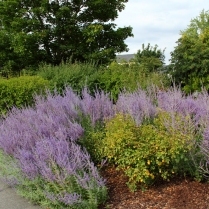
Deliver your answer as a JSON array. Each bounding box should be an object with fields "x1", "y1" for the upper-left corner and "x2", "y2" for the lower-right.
[
  {"x1": 37, "y1": 62, "x2": 101, "y2": 95},
  {"x1": 0, "y1": 76, "x2": 49, "y2": 114},
  {"x1": 170, "y1": 11, "x2": 209, "y2": 91},
  {"x1": 99, "y1": 62, "x2": 170, "y2": 102},
  {"x1": 182, "y1": 76, "x2": 209, "y2": 94},
  {"x1": 37, "y1": 61, "x2": 170, "y2": 102},
  {"x1": 78, "y1": 116, "x2": 106, "y2": 164},
  {"x1": 101, "y1": 112, "x2": 197, "y2": 191}
]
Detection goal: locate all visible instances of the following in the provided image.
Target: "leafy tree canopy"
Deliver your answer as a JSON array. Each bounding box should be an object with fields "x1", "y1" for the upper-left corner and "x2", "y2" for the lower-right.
[
  {"x1": 170, "y1": 10, "x2": 209, "y2": 92},
  {"x1": 134, "y1": 43, "x2": 165, "y2": 73},
  {"x1": 0, "y1": 0, "x2": 133, "y2": 74}
]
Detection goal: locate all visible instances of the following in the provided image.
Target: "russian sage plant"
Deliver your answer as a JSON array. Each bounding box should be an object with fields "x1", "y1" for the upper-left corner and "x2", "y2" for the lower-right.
[
  {"x1": 116, "y1": 88, "x2": 156, "y2": 125},
  {"x1": 199, "y1": 128, "x2": 209, "y2": 179},
  {"x1": 0, "y1": 86, "x2": 108, "y2": 208},
  {"x1": 80, "y1": 88, "x2": 114, "y2": 126}
]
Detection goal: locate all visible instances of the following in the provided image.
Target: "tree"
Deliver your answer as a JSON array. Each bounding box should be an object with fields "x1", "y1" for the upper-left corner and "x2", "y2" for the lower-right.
[
  {"x1": 0, "y1": 0, "x2": 133, "y2": 74},
  {"x1": 134, "y1": 43, "x2": 165, "y2": 73},
  {"x1": 170, "y1": 10, "x2": 209, "y2": 92},
  {"x1": 0, "y1": 28, "x2": 25, "y2": 77}
]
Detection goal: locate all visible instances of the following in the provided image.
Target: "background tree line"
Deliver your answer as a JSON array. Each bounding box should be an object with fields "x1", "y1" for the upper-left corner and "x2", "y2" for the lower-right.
[
  {"x1": 170, "y1": 10, "x2": 209, "y2": 93},
  {"x1": 0, "y1": 0, "x2": 132, "y2": 75},
  {"x1": 0, "y1": 1, "x2": 209, "y2": 94}
]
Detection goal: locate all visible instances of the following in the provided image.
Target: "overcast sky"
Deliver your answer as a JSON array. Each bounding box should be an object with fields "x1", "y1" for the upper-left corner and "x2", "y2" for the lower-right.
[{"x1": 114, "y1": 0, "x2": 209, "y2": 64}]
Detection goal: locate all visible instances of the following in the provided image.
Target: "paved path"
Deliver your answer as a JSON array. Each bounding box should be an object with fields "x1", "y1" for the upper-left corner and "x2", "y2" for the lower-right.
[{"x1": 0, "y1": 180, "x2": 42, "y2": 209}]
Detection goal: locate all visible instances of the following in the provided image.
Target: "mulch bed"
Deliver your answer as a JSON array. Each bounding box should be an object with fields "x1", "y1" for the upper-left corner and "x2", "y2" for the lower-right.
[{"x1": 99, "y1": 166, "x2": 209, "y2": 209}]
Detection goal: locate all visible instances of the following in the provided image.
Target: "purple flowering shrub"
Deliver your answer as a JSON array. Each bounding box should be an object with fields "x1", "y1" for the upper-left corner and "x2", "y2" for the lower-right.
[
  {"x1": 1, "y1": 84, "x2": 209, "y2": 197},
  {"x1": 199, "y1": 126, "x2": 209, "y2": 178},
  {"x1": 157, "y1": 87, "x2": 209, "y2": 129},
  {"x1": 156, "y1": 88, "x2": 209, "y2": 180},
  {"x1": 116, "y1": 88, "x2": 156, "y2": 125},
  {"x1": 0, "y1": 87, "x2": 109, "y2": 208},
  {"x1": 80, "y1": 87, "x2": 114, "y2": 126},
  {"x1": 17, "y1": 138, "x2": 107, "y2": 208},
  {"x1": 76, "y1": 87, "x2": 115, "y2": 163}
]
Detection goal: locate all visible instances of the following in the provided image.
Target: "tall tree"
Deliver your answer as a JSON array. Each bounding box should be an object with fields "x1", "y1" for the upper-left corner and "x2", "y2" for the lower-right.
[
  {"x1": 170, "y1": 10, "x2": 209, "y2": 92},
  {"x1": 135, "y1": 43, "x2": 165, "y2": 73},
  {"x1": 0, "y1": 0, "x2": 133, "y2": 74}
]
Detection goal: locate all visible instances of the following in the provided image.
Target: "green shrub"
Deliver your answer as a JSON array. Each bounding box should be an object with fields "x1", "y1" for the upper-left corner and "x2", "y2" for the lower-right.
[
  {"x1": 37, "y1": 61, "x2": 170, "y2": 102},
  {"x1": 79, "y1": 124, "x2": 106, "y2": 164},
  {"x1": 0, "y1": 76, "x2": 49, "y2": 114},
  {"x1": 37, "y1": 62, "x2": 101, "y2": 95},
  {"x1": 99, "y1": 62, "x2": 170, "y2": 102},
  {"x1": 182, "y1": 76, "x2": 209, "y2": 94},
  {"x1": 101, "y1": 112, "x2": 196, "y2": 191}
]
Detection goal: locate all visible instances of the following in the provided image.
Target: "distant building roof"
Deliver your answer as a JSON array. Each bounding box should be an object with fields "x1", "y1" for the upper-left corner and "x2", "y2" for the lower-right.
[{"x1": 116, "y1": 54, "x2": 135, "y2": 63}]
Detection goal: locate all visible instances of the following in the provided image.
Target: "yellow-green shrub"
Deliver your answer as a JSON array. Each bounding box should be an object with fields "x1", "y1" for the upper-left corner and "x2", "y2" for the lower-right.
[
  {"x1": 0, "y1": 76, "x2": 49, "y2": 114},
  {"x1": 101, "y1": 112, "x2": 195, "y2": 191}
]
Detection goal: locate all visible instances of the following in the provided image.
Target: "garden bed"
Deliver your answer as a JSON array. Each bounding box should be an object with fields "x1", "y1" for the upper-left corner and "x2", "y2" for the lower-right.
[{"x1": 100, "y1": 166, "x2": 209, "y2": 209}]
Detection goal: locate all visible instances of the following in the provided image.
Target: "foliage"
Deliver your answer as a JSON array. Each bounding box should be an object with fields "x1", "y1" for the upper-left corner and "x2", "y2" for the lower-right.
[
  {"x1": 0, "y1": 76, "x2": 49, "y2": 114},
  {"x1": 0, "y1": 0, "x2": 133, "y2": 74},
  {"x1": 98, "y1": 61, "x2": 170, "y2": 102},
  {"x1": 199, "y1": 128, "x2": 209, "y2": 178},
  {"x1": 170, "y1": 10, "x2": 209, "y2": 93},
  {"x1": 183, "y1": 76, "x2": 209, "y2": 94},
  {"x1": 78, "y1": 116, "x2": 106, "y2": 164},
  {"x1": 0, "y1": 29, "x2": 17, "y2": 77},
  {"x1": 101, "y1": 112, "x2": 198, "y2": 191},
  {"x1": 37, "y1": 61, "x2": 170, "y2": 102},
  {"x1": 0, "y1": 87, "x2": 113, "y2": 208},
  {"x1": 134, "y1": 43, "x2": 165, "y2": 73},
  {"x1": 2, "y1": 83, "x2": 209, "y2": 204},
  {"x1": 37, "y1": 62, "x2": 101, "y2": 95},
  {"x1": 116, "y1": 87, "x2": 157, "y2": 125},
  {"x1": 98, "y1": 62, "x2": 126, "y2": 101}
]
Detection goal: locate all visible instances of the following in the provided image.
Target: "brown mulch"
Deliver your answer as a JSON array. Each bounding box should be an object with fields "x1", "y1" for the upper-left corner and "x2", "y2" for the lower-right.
[{"x1": 99, "y1": 166, "x2": 209, "y2": 209}]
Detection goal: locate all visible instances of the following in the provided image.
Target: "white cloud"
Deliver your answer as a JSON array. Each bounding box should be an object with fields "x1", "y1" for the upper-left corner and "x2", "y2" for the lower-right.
[{"x1": 114, "y1": 0, "x2": 209, "y2": 64}]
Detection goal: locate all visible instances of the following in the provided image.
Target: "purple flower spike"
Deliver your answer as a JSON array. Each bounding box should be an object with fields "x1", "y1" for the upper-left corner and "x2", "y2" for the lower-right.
[{"x1": 116, "y1": 88, "x2": 156, "y2": 125}]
